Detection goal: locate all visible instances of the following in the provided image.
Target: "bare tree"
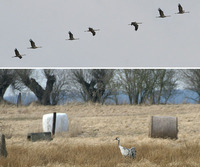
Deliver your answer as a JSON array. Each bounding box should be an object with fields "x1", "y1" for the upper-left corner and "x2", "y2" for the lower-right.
[
  {"x1": 119, "y1": 69, "x2": 177, "y2": 105},
  {"x1": 179, "y1": 69, "x2": 200, "y2": 103},
  {"x1": 71, "y1": 69, "x2": 114, "y2": 103},
  {"x1": 0, "y1": 69, "x2": 16, "y2": 103},
  {"x1": 15, "y1": 69, "x2": 56, "y2": 105},
  {"x1": 108, "y1": 70, "x2": 122, "y2": 105},
  {"x1": 119, "y1": 69, "x2": 147, "y2": 105},
  {"x1": 50, "y1": 69, "x2": 72, "y2": 105}
]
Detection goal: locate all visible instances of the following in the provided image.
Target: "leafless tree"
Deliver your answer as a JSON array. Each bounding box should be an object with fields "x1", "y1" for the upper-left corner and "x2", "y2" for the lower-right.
[
  {"x1": 155, "y1": 69, "x2": 178, "y2": 104},
  {"x1": 119, "y1": 69, "x2": 146, "y2": 104},
  {"x1": 0, "y1": 69, "x2": 16, "y2": 103},
  {"x1": 71, "y1": 69, "x2": 114, "y2": 103},
  {"x1": 15, "y1": 69, "x2": 56, "y2": 105},
  {"x1": 179, "y1": 69, "x2": 200, "y2": 103},
  {"x1": 50, "y1": 69, "x2": 72, "y2": 105},
  {"x1": 119, "y1": 69, "x2": 177, "y2": 105},
  {"x1": 108, "y1": 70, "x2": 122, "y2": 105}
]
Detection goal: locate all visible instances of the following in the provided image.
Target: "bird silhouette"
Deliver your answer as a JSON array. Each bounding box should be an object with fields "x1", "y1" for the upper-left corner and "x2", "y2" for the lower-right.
[
  {"x1": 28, "y1": 39, "x2": 42, "y2": 49},
  {"x1": 157, "y1": 8, "x2": 170, "y2": 18},
  {"x1": 85, "y1": 27, "x2": 100, "y2": 36},
  {"x1": 12, "y1": 49, "x2": 25, "y2": 59},
  {"x1": 175, "y1": 4, "x2": 189, "y2": 14},
  {"x1": 66, "y1": 31, "x2": 79, "y2": 40},
  {"x1": 128, "y1": 22, "x2": 142, "y2": 31}
]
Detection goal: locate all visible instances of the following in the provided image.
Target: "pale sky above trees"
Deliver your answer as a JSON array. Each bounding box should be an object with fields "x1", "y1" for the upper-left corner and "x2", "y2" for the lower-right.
[{"x1": 1, "y1": 0, "x2": 199, "y2": 67}]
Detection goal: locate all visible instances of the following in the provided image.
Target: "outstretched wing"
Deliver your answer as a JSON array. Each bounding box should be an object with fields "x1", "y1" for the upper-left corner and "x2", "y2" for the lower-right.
[
  {"x1": 30, "y1": 39, "x2": 36, "y2": 48},
  {"x1": 88, "y1": 27, "x2": 96, "y2": 36},
  {"x1": 68, "y1": 31, "x2": 74, "y2": 39},
  {"x1": 133, "y1": 22, "x2": 139, "y2": 31},
  {"x1": 178, "y1": 4, "x2": 183, "y2": 13},
  {"x1": 14, "y1": 48, "x2": 20, "y2": 56},
  {"x1": 158, "y1": 8, "x2": 164, "y2": 17}
]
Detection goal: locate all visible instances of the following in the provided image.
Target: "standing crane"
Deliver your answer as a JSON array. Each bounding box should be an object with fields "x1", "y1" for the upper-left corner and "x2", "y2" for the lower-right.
[
  {"x1": 84, "y1": 27, "x2": 100, "y2": 36},
  {"x1": 28, "y1": 39, "x2": 42, "y2": 49},
  {"x1": 12, "y1": 48, "x2": 25, "y2": 59},
  {"x1": 175, "y1": 4, "x2": 189, "y2": 14},
  {"x1": 128, "y1": 22, "x2": 142, "y2": 31},
  {"x1": 115, "y1": 137, "x2": 136, "y2": 159},
  {"x1": 66, "y1": 31, "x2": 79, "y2": 40},
  {"x1": 157, "y1": 8, "x2": 171, "y2": 18}
]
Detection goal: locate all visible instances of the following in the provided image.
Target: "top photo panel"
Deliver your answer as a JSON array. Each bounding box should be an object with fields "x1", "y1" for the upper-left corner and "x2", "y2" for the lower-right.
[{"x1": 1, "y1": 0, "x2": 199, "y2": 67}]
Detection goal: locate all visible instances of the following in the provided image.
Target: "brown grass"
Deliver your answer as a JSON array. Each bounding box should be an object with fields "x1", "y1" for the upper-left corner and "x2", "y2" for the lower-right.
[{"x1": 0, "y1": 104, "x2": 200, "y2": 166}]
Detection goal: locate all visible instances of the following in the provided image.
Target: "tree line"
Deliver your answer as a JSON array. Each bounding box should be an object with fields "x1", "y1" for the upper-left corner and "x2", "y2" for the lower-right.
[{"x1": 0, "y1": 69, "x2": 200, "y2": 105}]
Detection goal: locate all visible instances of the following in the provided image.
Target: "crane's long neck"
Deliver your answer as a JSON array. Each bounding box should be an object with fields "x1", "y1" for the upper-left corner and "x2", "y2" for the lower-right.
[{"x1": 118, "y1": 139, "x2": 121, "y2": 147}]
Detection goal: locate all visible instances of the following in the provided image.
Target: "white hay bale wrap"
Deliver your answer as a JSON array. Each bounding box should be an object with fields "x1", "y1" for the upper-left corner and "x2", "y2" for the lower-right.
[
  {"x1": 43, "y1": 113, "x2": 68, "y2": 133},
  {"x1": 149, "y1": 116, "x2": 178, "y2": 139}
]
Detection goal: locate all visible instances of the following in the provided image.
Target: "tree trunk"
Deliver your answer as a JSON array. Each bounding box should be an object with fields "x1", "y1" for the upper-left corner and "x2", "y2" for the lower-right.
[
  {"x1": 0, "y1": 82, "x2": 10, "y2": 103},
  {"x1": 22, "y1": 76, "x2": 55, "y2": 105},
  {"x1": 41, "y1": 75, "x2": 56, "y2": 105},
  {"x1": 25, "y1": 78, "x2": 44, "y2": 103}
]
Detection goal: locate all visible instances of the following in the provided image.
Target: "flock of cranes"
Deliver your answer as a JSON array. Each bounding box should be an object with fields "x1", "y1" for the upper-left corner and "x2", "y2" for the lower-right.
[
  {"x1": 12, "y1": 39, "x2": 42, "y2": 59},
  {"x1": 12, "y1": 3, "x2": 189, "y2": 59}
]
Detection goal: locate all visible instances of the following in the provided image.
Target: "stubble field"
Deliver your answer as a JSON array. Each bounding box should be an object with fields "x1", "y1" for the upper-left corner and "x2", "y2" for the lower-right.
[{"x1": 0, "y1": 103, "x2": 200, "y2": 167}]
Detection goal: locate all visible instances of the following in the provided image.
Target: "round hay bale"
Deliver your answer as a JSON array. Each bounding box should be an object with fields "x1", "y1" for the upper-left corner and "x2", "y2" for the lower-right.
[
  {"x1": 43, "y1": 113, "x2": 68, "y2": 133},
  {"x1": 149, "y1": 116, "x2": 178, "y2": 139}
]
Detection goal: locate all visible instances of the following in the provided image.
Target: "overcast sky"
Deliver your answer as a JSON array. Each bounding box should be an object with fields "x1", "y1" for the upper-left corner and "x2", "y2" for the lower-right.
[{"x1": 1, "y1": 0, "x2": 199, "y2": 67}]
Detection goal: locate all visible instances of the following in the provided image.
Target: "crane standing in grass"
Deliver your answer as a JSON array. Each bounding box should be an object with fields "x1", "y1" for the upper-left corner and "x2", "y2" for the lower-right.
[{"x1": 115, "y1": 137, "x2": 136, "y2": 159}]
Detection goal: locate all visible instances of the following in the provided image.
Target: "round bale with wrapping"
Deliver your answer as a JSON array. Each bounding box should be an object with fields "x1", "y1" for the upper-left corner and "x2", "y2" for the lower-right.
[{"x1": 43, "y1": 113, "x2": 68, "y2": 133}]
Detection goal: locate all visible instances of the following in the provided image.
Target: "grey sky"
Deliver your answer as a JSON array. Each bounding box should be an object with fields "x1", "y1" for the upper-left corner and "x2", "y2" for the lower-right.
[{"x1": 1, "y1": 0, "x2": 199, "y2": 67}]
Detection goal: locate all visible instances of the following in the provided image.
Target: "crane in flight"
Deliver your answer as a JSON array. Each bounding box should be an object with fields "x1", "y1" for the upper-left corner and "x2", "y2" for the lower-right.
[
  {"x1": 66, "y1": 31, "x2": 79, "y2": 40},
  {"x1": 28, "y1": 39, "x2": 42, "y2": 49},
  {"x1": 12, "y1": 49, "x2": 26, "y2": 59},
  {"x1": 175, "y1": 4, "x2": 189, "y2": 14},
  {"x1": 128, "y1": 22, "x2": 142, "y2": 31},
  {"x1": 156, "y1": 8, "x2": 170, "y2": 18},
  {"x1": 84, "y1": 27, "x2": 100, "y2": 36}
]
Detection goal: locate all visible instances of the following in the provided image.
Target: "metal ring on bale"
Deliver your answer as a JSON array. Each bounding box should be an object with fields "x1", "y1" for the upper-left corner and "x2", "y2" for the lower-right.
[{"x1": 149, "y1": 116, "x2": 178, "y2": 139}]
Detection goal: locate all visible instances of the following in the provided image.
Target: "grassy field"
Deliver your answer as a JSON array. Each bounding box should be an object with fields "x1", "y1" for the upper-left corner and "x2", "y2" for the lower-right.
[{"x1": 0, "y1": 103, "x2": 200, "y2": 167}]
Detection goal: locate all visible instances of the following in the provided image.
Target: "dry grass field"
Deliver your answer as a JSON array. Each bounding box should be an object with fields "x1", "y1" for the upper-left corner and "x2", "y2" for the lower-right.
[{"x1": 0, "y1": 103, "x2": 200, "y2": 167}]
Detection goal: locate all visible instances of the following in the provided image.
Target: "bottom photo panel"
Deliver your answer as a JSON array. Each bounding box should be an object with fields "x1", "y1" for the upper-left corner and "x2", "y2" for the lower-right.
[{"x1": 0, "y1": 68, "x2": 200, "y2": 167}]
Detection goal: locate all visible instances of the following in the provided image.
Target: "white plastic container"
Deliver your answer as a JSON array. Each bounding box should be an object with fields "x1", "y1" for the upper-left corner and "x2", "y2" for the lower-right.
[{"x1": 43, "y1": 113, "x2": 68, "y2": 133}]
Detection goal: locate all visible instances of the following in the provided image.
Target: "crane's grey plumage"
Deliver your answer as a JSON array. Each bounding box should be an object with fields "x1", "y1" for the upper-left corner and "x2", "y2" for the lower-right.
[
  {"x1": 28, "y1": 39, "x2": 42, "y2": 49},
  {"x1": 175, "y1": 4, "x2": 189, "y2": 14},
  {"x1": 157, "y1": 8, "x2": 170, "y2": 18},
  {"x1": 85, "y1": 27, "x2": 100, "y2": 36},
  {"x1": 67, "y1": 31, "x2": 79, "y2": 40},
  {"x1": 12, "y1": 48, "x2": 26, "y2": 59},
  {"x1": 128, "y1": 22, "x2": 142, "y2": 31},
  {"x1": 115, "y1": 137, "x2": 136, "y2": 159}
]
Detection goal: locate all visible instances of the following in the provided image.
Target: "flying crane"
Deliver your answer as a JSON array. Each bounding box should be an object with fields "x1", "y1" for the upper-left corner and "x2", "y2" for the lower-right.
[
  {"x1": 175, "y1": 4, "x2": 190, "y2": 14},
  {"x1": 66, "y1": 31, "x2": 79, "y2": 40},
  {"x1": 28, "y1": 39, "x2": 42, "y2": 49},
  {"x1": 12, "y1": 49, "x2": 25, "y2": 59},
  {"x1": 84, "y1": 27, "x2": 100, "y2": 36},
  {"x1": 157, "y1": 8, "x2": 171, "y2": 18},
  {"x1": 128, "y1": 22, "x2": 142, "y2": 31}
]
